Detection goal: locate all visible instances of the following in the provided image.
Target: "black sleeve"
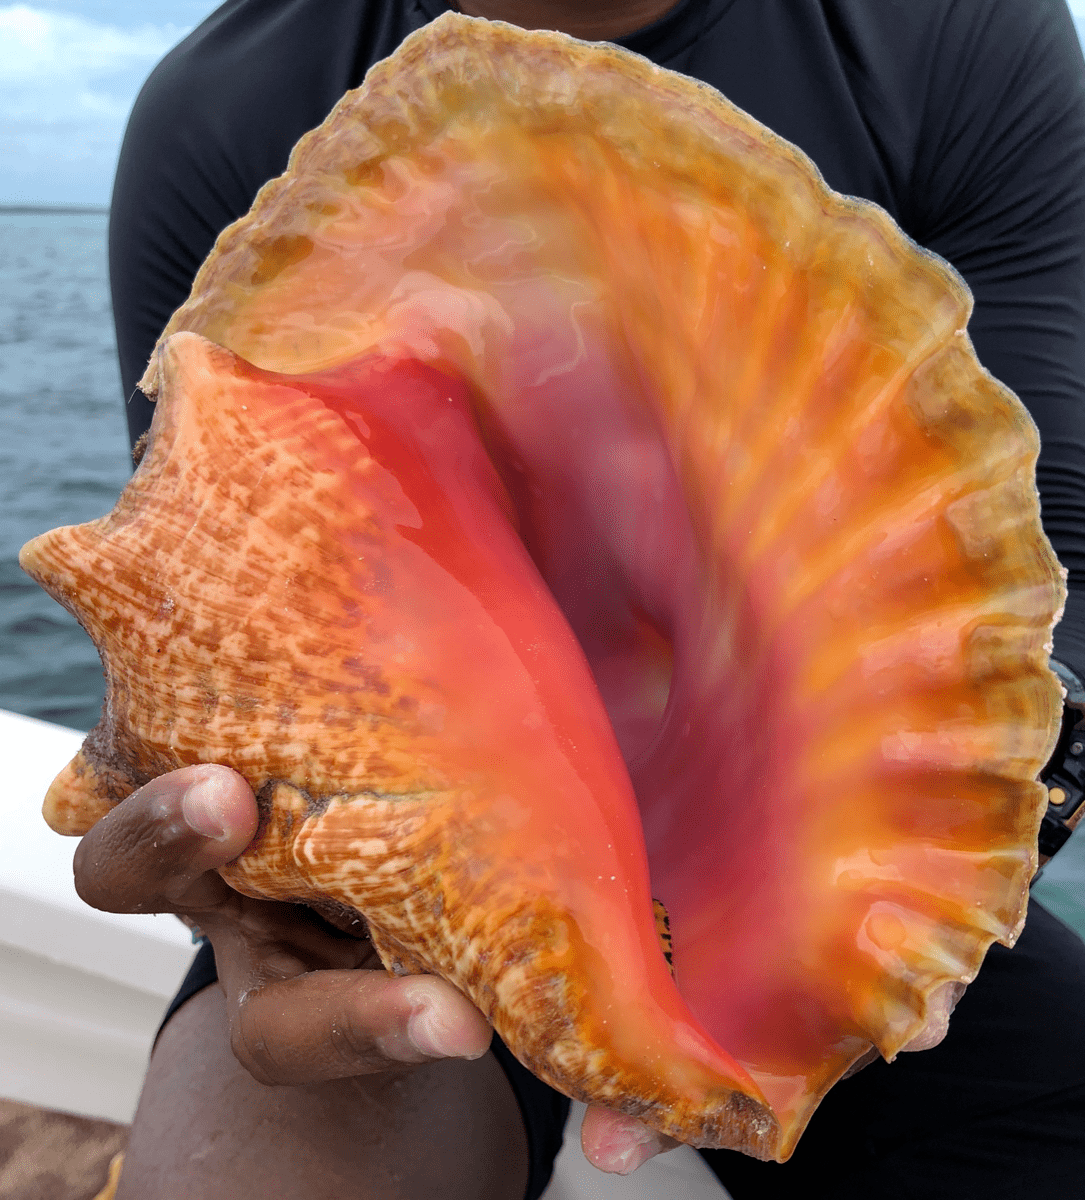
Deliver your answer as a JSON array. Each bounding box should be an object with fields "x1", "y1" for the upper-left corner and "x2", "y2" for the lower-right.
[
  {"x1": 110, "y1": 0, "x2": 1085, "y2": 674},
  {"x1": 108, "y1": 0, "x2": 423, "y2": 445},
  {"x1": 109, "y1": 0, "x2": 305, "y2": 446},
  {"x1": 903, "y1": 0, "x2": 1085, "y2": 674}
]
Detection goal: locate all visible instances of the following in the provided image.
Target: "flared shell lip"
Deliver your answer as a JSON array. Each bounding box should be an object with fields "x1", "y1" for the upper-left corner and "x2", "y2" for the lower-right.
[
  {"x1": 99, "y1": 10, "x2": 1068, "y2": 1161},
  {"x1": 140, "y1": 12, "x2": 980, "y2": 408}
]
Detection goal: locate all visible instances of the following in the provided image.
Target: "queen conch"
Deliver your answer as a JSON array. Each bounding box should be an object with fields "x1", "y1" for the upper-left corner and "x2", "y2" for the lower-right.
[{"x1": 20, "y1": 14, "x2": 1066, "y2": 1161}]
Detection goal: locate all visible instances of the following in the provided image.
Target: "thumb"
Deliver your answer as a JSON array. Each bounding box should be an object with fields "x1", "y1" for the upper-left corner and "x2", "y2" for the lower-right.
[{"x1": 73, "y1": 764, "x2": 257, "y2": 914}]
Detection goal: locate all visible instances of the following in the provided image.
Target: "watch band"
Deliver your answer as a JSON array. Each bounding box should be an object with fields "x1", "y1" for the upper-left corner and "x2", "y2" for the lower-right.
[{"x1": 1038, "y1": 658, "x2": 1085, "y2": 865}]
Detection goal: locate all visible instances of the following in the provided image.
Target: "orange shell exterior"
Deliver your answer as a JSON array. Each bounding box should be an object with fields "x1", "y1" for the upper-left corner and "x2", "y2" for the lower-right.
[{"x1": 20, "y1": 14, "x2": 1066, "y2": 1161}]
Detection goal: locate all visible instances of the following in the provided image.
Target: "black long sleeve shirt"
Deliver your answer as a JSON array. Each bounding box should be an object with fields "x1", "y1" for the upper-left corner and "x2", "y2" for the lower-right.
[{"x1": 109, "y1": 0, "x2": 1085, "y2": 672}]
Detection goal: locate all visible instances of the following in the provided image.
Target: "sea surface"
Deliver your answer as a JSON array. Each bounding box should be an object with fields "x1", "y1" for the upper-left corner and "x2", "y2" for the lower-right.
[
  {"x1": 0, "y1": 207, "x2": 1082, "y2": 936},
  {"x1": 0, "y1": 209, "x2": 130, "y2": 731}
]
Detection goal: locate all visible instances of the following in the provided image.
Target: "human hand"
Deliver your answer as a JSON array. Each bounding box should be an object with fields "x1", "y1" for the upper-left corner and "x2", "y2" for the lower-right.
[
  {"x1": 71, "y1": 763, "x2": 678, "y2": 1172},
  {"x1": 71, "y1": 764, "x2": 492, "y2": 1080}
]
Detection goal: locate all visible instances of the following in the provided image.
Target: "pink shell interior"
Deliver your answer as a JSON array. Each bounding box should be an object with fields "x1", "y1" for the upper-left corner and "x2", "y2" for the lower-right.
[{"x1": 21, "y1": 14, "x2": 1067, "y2": 1158}]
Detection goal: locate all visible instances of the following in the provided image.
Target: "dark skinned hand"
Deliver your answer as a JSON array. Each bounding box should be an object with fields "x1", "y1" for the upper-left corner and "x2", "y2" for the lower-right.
[{"x1": 71, "y1": 763, "x2": 678, "y2": 1174}]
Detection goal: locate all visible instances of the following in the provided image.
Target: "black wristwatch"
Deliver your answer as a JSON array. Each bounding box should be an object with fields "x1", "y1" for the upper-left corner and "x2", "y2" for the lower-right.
[{"x1": 1038, "y1": 658, "x2": 1085, "y2": 860}]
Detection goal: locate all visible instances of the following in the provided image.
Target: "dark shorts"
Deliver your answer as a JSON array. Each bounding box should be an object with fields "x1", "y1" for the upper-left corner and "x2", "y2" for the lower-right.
[{"x1": 163, "y1": 901, "x2": 1085, "y2": 1199}]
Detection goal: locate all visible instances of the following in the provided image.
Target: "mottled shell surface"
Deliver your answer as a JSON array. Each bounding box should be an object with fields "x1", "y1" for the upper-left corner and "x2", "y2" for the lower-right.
[{"x1": 20, "y1": 14, "x2": 1065, "y2": 1162}]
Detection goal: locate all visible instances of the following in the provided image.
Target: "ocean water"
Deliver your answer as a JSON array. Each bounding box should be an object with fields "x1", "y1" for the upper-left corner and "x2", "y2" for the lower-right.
[
  {"x1": 0, "y1": 209, "x2": 130, "y2": 731},
  {"x1": 0, "y1": 207, "x2": 1081, "y2": 936}
]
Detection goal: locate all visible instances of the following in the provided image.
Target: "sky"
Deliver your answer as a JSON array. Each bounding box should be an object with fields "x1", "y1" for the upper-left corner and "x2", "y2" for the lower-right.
[
  {"x1": 0, "y1": 0, "x2": 220, "y2": 205},
  {"x1": 2, "y1": 1, "x2": 1085, "y2": 207}
]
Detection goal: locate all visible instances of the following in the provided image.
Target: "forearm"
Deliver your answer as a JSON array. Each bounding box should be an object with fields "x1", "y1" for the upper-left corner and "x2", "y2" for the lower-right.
[{"x1": 116, "y1": 985, "x2": 528, "y2": 1200}]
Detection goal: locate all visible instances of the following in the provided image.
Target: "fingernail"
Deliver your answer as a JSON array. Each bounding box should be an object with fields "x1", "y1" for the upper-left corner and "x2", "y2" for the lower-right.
[
  {"x1": 181, "y1": 774, "x2": 230, "y2": 840},
  {"x1": 600, "y1": 1124, "x2": 665, "y2": 1175},
  {"x1": 406, "y1": 1000, "x2": 457, "y2": 1058},
  {"x1": 406, "y1": 999, "x2": 485, "y2": 1060},
  {"x1": 611, "y1": 1137, "x2": 660, "y2": 1175}
]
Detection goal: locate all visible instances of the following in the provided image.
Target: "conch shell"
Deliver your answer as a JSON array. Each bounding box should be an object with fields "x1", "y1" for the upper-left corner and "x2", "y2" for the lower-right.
[{"x1": 20, "y1": 14, "x2": 1066, "y2": 1161}]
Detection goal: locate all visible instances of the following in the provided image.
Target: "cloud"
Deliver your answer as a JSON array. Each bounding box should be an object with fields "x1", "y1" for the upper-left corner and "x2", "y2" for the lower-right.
[
  {"x1": 0, "y1": 5, "x2": 189, "y2": 205},
  {"x1": 2, "y1": 2, "x2": 1084, "y2": 206}
]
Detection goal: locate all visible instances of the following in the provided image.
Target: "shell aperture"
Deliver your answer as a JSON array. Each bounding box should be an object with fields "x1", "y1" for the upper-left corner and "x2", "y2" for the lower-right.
[{"x1": 19, "y1": 13, "x2": 1066, "y2": 1160}]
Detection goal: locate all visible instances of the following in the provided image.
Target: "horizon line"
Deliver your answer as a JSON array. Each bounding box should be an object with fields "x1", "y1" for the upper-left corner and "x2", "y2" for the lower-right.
[{"x1": 0, "y1": 203, "x2": 109, "y2": 215}]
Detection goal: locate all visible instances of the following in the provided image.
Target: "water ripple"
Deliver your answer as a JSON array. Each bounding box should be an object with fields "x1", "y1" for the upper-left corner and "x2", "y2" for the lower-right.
[{"x1": 0, "y1": 211, "x2": 129, "y2": 734}]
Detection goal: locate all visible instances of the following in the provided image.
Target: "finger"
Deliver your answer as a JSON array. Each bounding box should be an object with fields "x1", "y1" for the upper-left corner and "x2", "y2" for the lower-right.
[
  {"x1": 226, "y1": 969, "x2": 492, "y2": 1085},
  {"x1": 196, "y1": 899, "x2": 381, "y2": 980},
  {"x1": 580, "y1": 1104, "x2": 679, "y2": 1175},
  {"x1": 841, "y1": 1045, "x2": 880, "y2": 1078},
  {"x1": 901, "y1": 980, "x2": 965, "y2": 1052},
  {"x1": 73, "y1": 764, "x2": 258, "y2": 915}
]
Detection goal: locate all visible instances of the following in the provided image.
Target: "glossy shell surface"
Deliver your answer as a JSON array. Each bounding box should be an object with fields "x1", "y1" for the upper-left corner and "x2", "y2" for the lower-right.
[{"x1": 20, "y1": 14, "x2": 1066, "y2": 1160}]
